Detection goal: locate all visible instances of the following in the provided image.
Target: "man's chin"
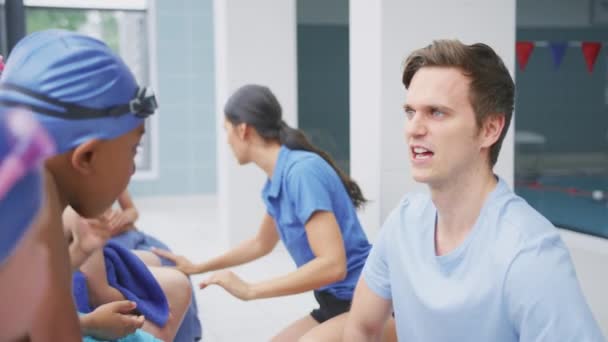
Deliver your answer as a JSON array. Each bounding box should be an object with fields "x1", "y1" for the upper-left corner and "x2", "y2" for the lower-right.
[{"x1": 411, "y1": 170, "x2": 431, "y2": 184}]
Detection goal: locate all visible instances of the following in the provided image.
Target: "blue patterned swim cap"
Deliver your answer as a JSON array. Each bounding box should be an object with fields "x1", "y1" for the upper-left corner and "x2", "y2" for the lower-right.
[{"x1": 0, "y1": 108, "x2": 54, "y2": 264}]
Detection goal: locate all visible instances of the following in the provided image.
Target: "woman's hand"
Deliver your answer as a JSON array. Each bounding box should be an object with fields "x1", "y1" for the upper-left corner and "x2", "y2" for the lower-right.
[
  {"x1": 151, "y1": 248, "x2": 200, "y2": 275},
  {"x1": 200, "y1": 270, "x2": 255, "y2": 301},
  {"x1": 81, "y1": 300, "x2": 145, "y2": 340}
]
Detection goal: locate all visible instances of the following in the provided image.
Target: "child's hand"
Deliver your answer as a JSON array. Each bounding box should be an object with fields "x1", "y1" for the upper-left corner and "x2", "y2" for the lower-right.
[
  {"x1": 106, "y1": 210, "x2": 130, "y2": 231},
  {"x1": 81, "y1": 300, "x2": 145, "y2": 340},
  {"x1": 104, "y1": 208, "x2": 137, "y2": 233},
  {"x1": 72, "y1": 214, "x2": 114, "y2": 256}
]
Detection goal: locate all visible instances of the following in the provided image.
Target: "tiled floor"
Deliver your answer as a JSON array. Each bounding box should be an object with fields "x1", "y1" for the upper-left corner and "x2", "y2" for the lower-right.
[{"x1": 135, "y1": 195, "x2": 316, "y2": 342}]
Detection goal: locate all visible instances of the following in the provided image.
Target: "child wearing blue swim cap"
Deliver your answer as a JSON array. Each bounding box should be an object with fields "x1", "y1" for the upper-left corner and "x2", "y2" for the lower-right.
[{"x1": 0, "y1": 29, "x2": 157, "y2": 341}]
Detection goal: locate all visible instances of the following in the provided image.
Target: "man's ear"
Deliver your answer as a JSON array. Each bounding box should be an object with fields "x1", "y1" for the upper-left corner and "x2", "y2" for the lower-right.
[
  {"x1": 70, "y1": 139, "x2": 102, "y2": 175},
  {"x1": 480, "y1": 114, "x2": 506, "y2": 149}
]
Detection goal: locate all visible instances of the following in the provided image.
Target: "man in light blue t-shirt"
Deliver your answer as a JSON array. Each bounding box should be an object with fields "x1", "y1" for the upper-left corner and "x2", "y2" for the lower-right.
[{"x1": 344, "y1": 40, "x2": 604, "y2": 341}]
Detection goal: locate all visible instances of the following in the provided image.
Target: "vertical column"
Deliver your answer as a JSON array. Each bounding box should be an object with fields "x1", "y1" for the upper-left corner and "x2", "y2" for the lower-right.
[
  {"x1": 349, "y1": 0, "x2": 382, "y2": 239},
  {"x1": 350, "y1": 0, "x2": 516, "y2": 237},
  {"x1": 214, "y1": 0, "x2": 298, "y2": 246}
]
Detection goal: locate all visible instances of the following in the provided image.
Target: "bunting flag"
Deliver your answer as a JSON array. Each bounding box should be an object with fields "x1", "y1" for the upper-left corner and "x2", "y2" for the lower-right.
[
  {"x1": 548, "y1": 42, "x2": 568, "y2": 70},
  {"x1": 516, "y1": 41, "x2": 535, "y2": 71},
  {"x1": 516, "y1": 40, "x2": 606, "y2": 74},
  {"x1": 581, "y1": 42, "x2": 601, "y2": 73}
]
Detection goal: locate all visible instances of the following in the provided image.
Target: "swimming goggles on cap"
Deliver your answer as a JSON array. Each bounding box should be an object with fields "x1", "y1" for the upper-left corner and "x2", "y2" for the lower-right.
[{"x1": 0, "y1": 83, "x2": 157, "y2": 120}]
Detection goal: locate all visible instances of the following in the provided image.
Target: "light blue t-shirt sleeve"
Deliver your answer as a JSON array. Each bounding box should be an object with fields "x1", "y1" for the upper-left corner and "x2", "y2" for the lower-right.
[
  {"x1": 504, "y1": 237, "x2": 604, "y2": 341},
  {"x1": 362, "y1": 208, "x2": 399, "y2": 300},
  {"x1": 287, "y1": 161, "x2": 334, "y2": 224}
]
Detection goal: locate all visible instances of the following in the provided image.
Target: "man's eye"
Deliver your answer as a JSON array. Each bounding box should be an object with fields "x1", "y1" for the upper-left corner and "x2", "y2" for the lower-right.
[{"x1": 431, "y1": 110, "x2": 445, "y2": 117}]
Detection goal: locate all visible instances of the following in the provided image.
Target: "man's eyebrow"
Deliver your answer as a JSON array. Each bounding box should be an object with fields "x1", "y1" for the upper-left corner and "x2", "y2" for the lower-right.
[{"x1": 404, "y1": 103, "x2": 454, "y2": 113}]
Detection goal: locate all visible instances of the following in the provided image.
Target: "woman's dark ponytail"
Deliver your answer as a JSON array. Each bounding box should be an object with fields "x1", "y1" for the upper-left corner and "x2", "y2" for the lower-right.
[
  {"x1": 278, "y1": 121, "x2": 366, "y2": 209},
  {"x1": 225, "y1": 84, "x2": 367, "y2": 209}
]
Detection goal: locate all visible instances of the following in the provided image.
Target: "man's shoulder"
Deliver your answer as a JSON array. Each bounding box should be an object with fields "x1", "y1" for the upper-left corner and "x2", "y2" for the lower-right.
[
  {"x1": 488, "y1": 190, "x2": 566, "y2": 265},
  {"x1": 493, "y1": 191, "x2": 558, "y2": 242},
  {"x1": 381, "y1": 192, "x2": 433, "y2": 234}
]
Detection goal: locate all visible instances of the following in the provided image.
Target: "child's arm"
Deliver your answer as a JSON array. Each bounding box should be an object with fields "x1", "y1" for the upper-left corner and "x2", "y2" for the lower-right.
[
  {"x1": 64, "y1": 207, "x2": 114, "y2": 271},
  {"x1": 108, "y1": 190, "x2": 139, "y2": 235},
  {"x1": 80, "y1": 248, "x2": 125, "y2": 307},
  {"x1": 80, "y1": 300, "x2": 145, "y2": 340},
  {"x1": 66, "y1": 210, "x2": 124, "y2": 306}
]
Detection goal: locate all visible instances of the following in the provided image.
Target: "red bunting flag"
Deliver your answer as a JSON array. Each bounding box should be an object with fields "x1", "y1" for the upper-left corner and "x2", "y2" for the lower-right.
[
  {"x1": 516, "y1": 41, "x2": 535, "y2": 71},
  {"x1": 581, "y1": 42, "x2": 601, "y2": 73}
]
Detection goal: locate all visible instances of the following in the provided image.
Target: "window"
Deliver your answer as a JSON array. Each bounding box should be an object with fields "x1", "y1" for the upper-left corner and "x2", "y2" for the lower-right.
[
  {"x1": 24, "y1": 0, "x2": 158, "y2": 179},
  {"x1": 297, "y1": 0, "x2": 350, "y2": 173},
  {"x1": 0, "y1": 0, "x2": 7, "y2": 55},
  {"x1": 515, "y1": 1, "x2": 608, "y2": 238}
]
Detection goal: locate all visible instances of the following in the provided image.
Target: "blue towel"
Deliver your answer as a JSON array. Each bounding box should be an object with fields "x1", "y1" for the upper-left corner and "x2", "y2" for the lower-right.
[
  {"x1": 111, "y1": 229, "x2": 203, "y2": 341},
  {"x1": 110, "y1": 229, "x2": 174, "y2": 266},
  {"x1": 72, "y1": 241, "x2": 169, "y2": 327},
  {"x1": 72, "y1": 271, "x2": 90, "y2": 313}
]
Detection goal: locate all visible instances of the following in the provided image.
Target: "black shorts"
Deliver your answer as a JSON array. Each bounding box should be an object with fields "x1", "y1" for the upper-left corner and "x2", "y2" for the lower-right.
[{"x1": 310, "y1": 290, "x2": 352, "y2": 323}]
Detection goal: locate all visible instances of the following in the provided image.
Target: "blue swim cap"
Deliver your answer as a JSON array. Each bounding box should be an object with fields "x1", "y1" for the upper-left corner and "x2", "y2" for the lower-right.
[
  {"x1": 0, "y1": 29, "x2": 156, "y2": 153},
  {"x1": 0, "y1": 108, "x2": 55, "y2": 264}
]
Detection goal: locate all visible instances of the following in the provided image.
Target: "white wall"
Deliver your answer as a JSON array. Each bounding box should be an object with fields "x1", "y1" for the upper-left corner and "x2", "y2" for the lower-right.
[
  {"x1": 349, "y1": 0, "x2": 383, "y2": 240},
  {"x1": 214, "y1": 0, "x2": 297, "y2": 246},
  {"x1": 561, "y1": 230, "x2": 608, "y2": 337}
]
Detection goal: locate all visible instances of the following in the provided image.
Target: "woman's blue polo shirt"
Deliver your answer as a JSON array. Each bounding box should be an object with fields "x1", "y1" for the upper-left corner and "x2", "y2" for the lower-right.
[{"x1": 261, "y1": 146, "x2": 371, "y2": 300}]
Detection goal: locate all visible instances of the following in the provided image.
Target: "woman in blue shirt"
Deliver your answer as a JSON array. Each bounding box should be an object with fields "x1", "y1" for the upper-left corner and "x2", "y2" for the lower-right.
[{"x1": 154, "y1": 84, "x2": 374, "y2": 340}]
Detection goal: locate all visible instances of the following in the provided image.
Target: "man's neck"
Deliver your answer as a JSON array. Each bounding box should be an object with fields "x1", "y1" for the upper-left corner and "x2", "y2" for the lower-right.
[{"x1": 431, "y1": 168, "x2": 497, "y2": 256}]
